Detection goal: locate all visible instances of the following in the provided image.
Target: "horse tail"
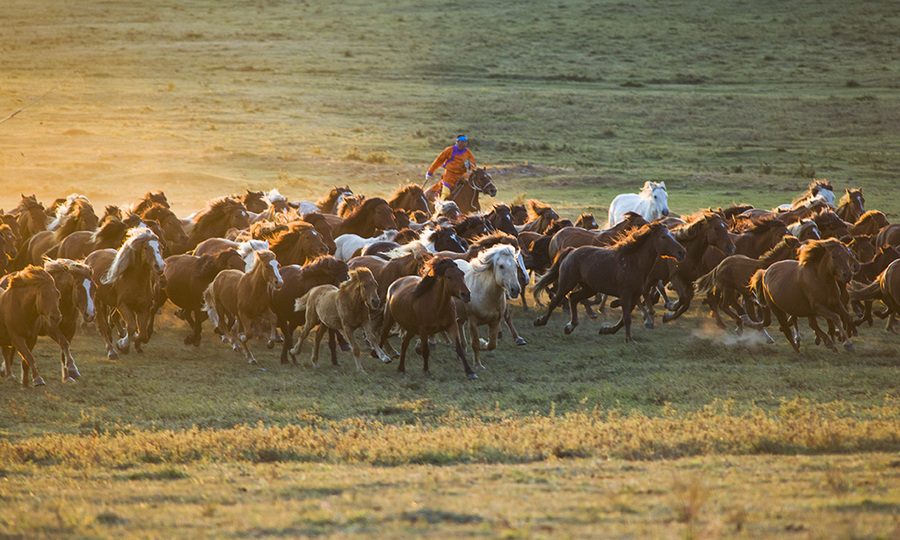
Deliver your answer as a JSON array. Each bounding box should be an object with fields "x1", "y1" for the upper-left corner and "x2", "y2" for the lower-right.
[
  {"x1": 748, "y1": 269, "x2": 767, "y2": 307},
  {"x1": 693, "y1": 266, "x2": 718, "y2": 297},
  {"x1": 533, "y1": 246, "x2": 574, "y2": 300},
  {"x1": 849, "y1": 279, "x2": 882, "y2": 302},
  {"x1": 294, "y1": 290, "x2": 312, "y2": 314},
  {"x1": 202, "y1": 282, "x2": 219, "y2": 329}
]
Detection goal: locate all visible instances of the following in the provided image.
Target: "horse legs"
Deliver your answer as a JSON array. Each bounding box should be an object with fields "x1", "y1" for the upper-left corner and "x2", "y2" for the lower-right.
[
  {"x1": 115, "y1": 305, "x2": 138, "y2": 354},
  {"x1": 311, "y1": 324, "x2": 329, "y2": 368},
  {"x1": 361, "y1": 320, "x2": 392, "y2": 364},
  {"x1": 45, "y1": 325, "x2": 78, "y2": 382},
  {"x1": 503, "y1": 306, "x2": 526, "y2": 345},
  {"x1": 94, "y1": 302, "x2": 119, "y2": 360},
  {"x1": 662, "y1": 279, "x2": 693, "y2": 323},
  {"x1": 1, "y1": 346, "x2": 15, "y2": 380},
  {"x1": 235, "y1": 313, "x2": 258, "y2": 364},
  {"x1": 13, "y1": 337, "x2": 44, "y2": 387},
  {"x1": 446, "y1": 323, "x2": 477, "y2": 379},
  {"x1": 806, "y1": 316, "x2": 837, "y2": 351},
  {"x1": 468, "y1": 320, "x2": 484, "y2": 370},
  {"x1": 564, "y1": 287, "x2": 596, "y2": 334},
  {"x1": 279, "y1": 321, "x2": 297, "y2": 365},
  {"x1": 342, "y1": 325, "x2": 367, "y2": 373},
  {"x1": 533, "y1": 279, "x2": 576, "y2": 327},
  {"x1": 770, "y1": 306, "x2": 800, "y2": 353},
  {"x1": 397, "y1": 330, "x2": 414, "y2": 375}
]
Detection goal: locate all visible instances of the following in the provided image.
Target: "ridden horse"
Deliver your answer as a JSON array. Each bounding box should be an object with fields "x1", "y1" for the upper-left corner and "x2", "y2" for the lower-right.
[
  {"x1": 656, "y1": 211, "x2": 735, "y2": 323},
  {"x1": 292, "y1": 267, "x2": 392, "y2": 371},
  {"x1": 547, "y1": 211, "x2": 649, "y2": 261},
  {"x1": 850, "y1": 259, "x2": 900, "y2": 331},
  {"x1": 750, "y1": 238, "x2": 859, "y2": 352},
  {"x1": 13, "y1": 194, "x2": 48, "y2": 251},
  {"x1": 388, "y1": 184, "x2": 431, "y2": 216},
  {"x1": 517, "y1": 200, "x2": 560, "y2": 234},
  {"x1": 269, "y1": 256, "x2": 350, "y2": 365},
  {"x1": 693, "y1": 235, "x2": 801, "y2": 337},
  {"x1": 139, "y1": 203, "x2": 190, "y2": 255},
  {"x1": 379, "y1": 257, "x2": 476, "y2": 379},
  {"x1": 0, "y1": 267, "x2": 62, "y2": 387},
  {"x1": 164, "y1": 249, "x2": 246, "y2": 346},
  {"x1": 835, "y1": 188, "x2": 865, "y2": 223},
  {"x1": 183, "y1": 196, "x2": 252, "y2": 251},
  {"x1": 428, "y1": 167, "x2": 497, "y2": 215},
  {"x1": 607, "y1": 181, "x2": 669, "y2": 228},
  {"x1": 484, "y1": 204, "x2": 519, "y2": 237},
  {"x1": 330, "y1": 197, "x2": 398, "y2": 239},
  {"x1": 203, "y1": 249, "x2": 283, "y2": 365},
  {"x1": 453, "y1": 245, "x2": 522, "y2": 369},
  {"x1": 40, "y1": 259, "x2": 95, "y2": 381},
  {"x1": 84, "y1": 228, "x2": 167, "y2": 360},
  {"x1": 575, "y1": 213, "x2": 599, "y2": 230},
  {"x1": 293, "y1": 185, "x2": 353, "y2": 215},
  {"x1": 300, "y1": 212, "x2": 337, "y2": 254},
  {"x1": 258, "y1": 221, "x2": 329, "y2": 266},
  {"x1": 849, "y1": 210, "x2": 889, "y2": 237},
  {"x1": 533, "y1": 223, "x2": 686, "y2": 342}
]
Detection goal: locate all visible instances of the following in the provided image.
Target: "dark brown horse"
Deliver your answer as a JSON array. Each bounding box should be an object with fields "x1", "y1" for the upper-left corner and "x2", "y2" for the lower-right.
[
  {"x1": 184, "y1": 196, "x2": 252, "y2": 251},
  {"x1": 574, "y1": 213, "x2": 599, "y2": 230},
  {"x1": 0, "y1": 266, "x2": 62, "y2": 387},
  {"x1": 139, "y1": 202, "x2": 190, "y2": 255},
  {"x1": 517, "y1": 199, "x2": 559, "y2": 234},
  {"x1": 164, "y1": 249, "x2": 246, "y2": 346},
  {"x1": 849, "y1": 210, "x2": 889, "y2": 237},
  {"x1": 388, "y1": 184, "x2": 431, "y2": 216},
  {"x1": 379, "y1": 257, "x2": 476, "y2": 378},
  {"x1": 331, "y1": 197, "x2": 398, "y2": 238},
  {"x1": 875, "y1": 223, "x2": 900, "y2": 248},
  {"x1": 510, "y1": 204, "x2": 528, "y2": 226},
  {"x1": 270, "y1": 256, "x2": 350, "y2": 365},
  {"x1": 533, "y1": 223, "x2": 686, "y2": 342},
  {"x1": 750, "y1": 238, "x2": 859, "y2": 352},
  {"x1": 850, "y1": 259, "x2": 900, "y2": 331},
  {"x1": 12, "y1": 194, "x2": 48, "y2": 251},
  {"x1": 0, "y1": 224, "x2": 15, "y2": 275},
  {"x1": 484, "y1": 204, "x2": 519, "y2": 237},
  {"x1": 300, "y1": 212, "x2": 338, "y2": 254},
  {"x1": 41, "y1": 259, "x2": 96, "y2": 381},
  {"x1": 547, "y1": 211, "x2": 649, "y2": 261},
  {"x1": 85, "y1": 228, "x2": 167, "y2": 359},
  {"x1": 835, "y1": 188, "x2": 865, "y2": 223},
  {"x1": 812, "y1": 210, "x2": 851, "y2": 239},
  {"x1": 316, "y1": 185, "x2": 354, "y2": 214},
  {"x1": 203, "y1": 249, "x2": 283, "y2": 364}
]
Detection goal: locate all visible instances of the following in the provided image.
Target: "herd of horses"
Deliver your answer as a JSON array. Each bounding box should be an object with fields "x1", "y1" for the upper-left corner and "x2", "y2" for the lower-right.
[{"x1": 0, "y1": 175, "x2": 897, "y2": 385}]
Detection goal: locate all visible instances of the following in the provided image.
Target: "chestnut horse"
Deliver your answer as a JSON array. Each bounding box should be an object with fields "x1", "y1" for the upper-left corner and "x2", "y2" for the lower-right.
[
  {"x1": 12, "y1": 194, "x2": 48, "y2": 252},
  {"x1": 533, "y1": 223, "x2": 686, "y2": 342},
  {"x1": 164, "y1": 249, "x2": 246, "y2": 346},
  {"x1": 517, "y1": 200, "x2": 560, "y2": 234},
  {"x1": 835, "y1": 188, "x2": 865, "y2": 223},
  {"x1": 40, "y1": 259, "x2": 96, "y2": 381},
  {"x1": 130, "y1": 190, "x2": 170, "y2": 215},
  {"x1": 139, "y1": 202, "x2": 189, "y2": 255},
  {"x1": 379, "y1": 257, "x2": 476, "y2": 379},
  {"x1": 388, "y1": 184, "x2": 431, "y2": 216},
  {"x1": 750, "y1": 238, "x2": 859, "y2": 353},
  {"x1": 270, "y1": 256, "x2": 350, "y2": 365},
  {"x1": 292, "y1": 267, "x2": 391, "y2": 371},
  {"x1": 330, "y1": 197, "x2": 398, "y2": 238},
  {"x1": 258, "y1": 221, "x2": 329, "y2": 266},
  {"x1": 0, "y1": 266, "x2": 62, "y2": 387},
  {"x1": 547, "y1": 211, "x2": 649, "y2": 261},
  {"x1": 850, "y1": 259, "x2": 900, "y2": 331},
  {"x1": 183, "y1": 196, "x2": 252, "y2": 251},
  {"x1": 85, "y1": 228, "x2": 166, "y2": 359},
  {"x1": 849, "y1": 210, "x2": 889, "y2": 237},
  {"x1": 299, "y1": 212, "x2": 337, "y2": 254},
  {"x1": 203, "y1": 249, "x2": 283, "y2": 364},
  {"x1": 57, "y1": 209, "x2": 132, "y2": 260}
]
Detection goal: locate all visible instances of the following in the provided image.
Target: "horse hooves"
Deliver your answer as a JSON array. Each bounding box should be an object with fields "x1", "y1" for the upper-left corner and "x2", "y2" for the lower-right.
[
  {"x1": 266, "y1": 340, "x2": 275, "y2": 350},
  {"x1": 644, "y1": 320, "x2": 655, "y2": 329},
  {"x1": 533, "y1": 318, "x2": 546, "y2": 327},
  {"x1": 515, "y1": 337, "x2": 527, "y2": 346},
  {"x1": 64, "y1": 376, "x2": 77, "y2": 383},
  {"x1": 33, "y1": 377, "x2": 46, "y2": 387},
  {"x1": 467, "y1": 372, "x2": 478, "y2": 380},
  {"x1": 427, "y1": 339, "x2": 436, "y2": 351},
  {"x1": 662, "y1": 313, "x2": 676, "y2": 324},
  {"x1": 598, "y1": 326, "x2": 617, "y2": 335},
  {"x1": 844, "y1": 342, "x2": 856, "y2": 352},
  {"x1": 424, "y1": 371, "x2": 435, "y2": 380},
  {"x1": 248, "y1": 358, "x2": 259, "y2": 365},
  {"x1": 67, "y1": 368, "x2": 81, "y2": 379},
  {"x1": 587, "y1": 312, "x2": 598, "y2": 320},
  {"x1": 107, "y1": 351, "x2": 119, "y2": 361},
  {"x1": 564, "y1": 324, "x2": 575, "y2": 335}
]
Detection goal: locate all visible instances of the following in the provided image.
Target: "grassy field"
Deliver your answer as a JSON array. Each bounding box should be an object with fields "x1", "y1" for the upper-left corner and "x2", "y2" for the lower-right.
[{"x1": 2, "y1": 0, "x2": 900, "y2": 537}]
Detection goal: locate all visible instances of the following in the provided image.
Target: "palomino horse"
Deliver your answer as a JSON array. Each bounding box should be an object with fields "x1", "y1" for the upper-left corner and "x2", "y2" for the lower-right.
[
  {"x1": 163, "y1": 249, "x2": 245, "y2": 346},
  {"x1": 533, "y1": 223, "x2": 686, "y2": 342},
  {"x1": 607, "y1": 181, "x2": 669, "y2": 228},
  {"x1": 41, "y1": 259, "x2": 95, "y2": 382},
  {"x1": 183, "y1": 196, "x2": 252, "y2": 251},
  {"x1": 292, "y1": 267, "x2": 392, "y2": 371},
  {"x1": 379, "y1": 257, "x2": 477, "y2": 379},
  {"x1": 750, "y1": 238, "x2": 859, "y2": 353},
  {"x1": 453, "y1": 245, "x2": 522, "y2": 369},
  {"x1": 427, "y1": 167, "x2": 497, "y2": 215},
  {"x1": 85, "y1": 228, "x2": 166, "y2": 359},
  {"x1": 0, "y1": 266, "x2": 62, "y2": 387},
  {"x1": 693, "y1": 235, "x2": 801, "y2": 337},
  {"x1": 388, "y1": 184, "x2": 431, "y2": 216},
  {"x1": 835, "y1": 188, "x2": 865, "y2": 223},
  {"x1": 270, "y1": 256, "x2": 350, "y2": 365},
  {"x1": 203, "y1": 249, "x2": 283, "y2": 365}
]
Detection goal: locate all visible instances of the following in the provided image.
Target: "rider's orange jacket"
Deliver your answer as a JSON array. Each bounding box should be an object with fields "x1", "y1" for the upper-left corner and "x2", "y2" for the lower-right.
[{"x1": 427, "y1": 144, "x2": 476, "y2": 189}]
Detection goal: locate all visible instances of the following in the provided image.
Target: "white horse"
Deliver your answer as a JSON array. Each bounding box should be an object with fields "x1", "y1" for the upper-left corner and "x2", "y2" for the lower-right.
[
  {"x1": 453, "y1": 245, "x2": 522, "y2": 369},
  {"x1": 607, "y1": 181, "x2": 669, "y2": 228},
  {"x1": 333, "y1": 230, "x2": 398, "y2": 261}
]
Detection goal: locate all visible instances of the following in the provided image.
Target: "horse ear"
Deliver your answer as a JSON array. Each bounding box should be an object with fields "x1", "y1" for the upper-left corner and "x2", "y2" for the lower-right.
[
  {"x1": 659, "y1": 181, "x2": 666, "y2": 189},
  {"x1": 642, "y1": 181, "x2": 652, "y2": 190}
]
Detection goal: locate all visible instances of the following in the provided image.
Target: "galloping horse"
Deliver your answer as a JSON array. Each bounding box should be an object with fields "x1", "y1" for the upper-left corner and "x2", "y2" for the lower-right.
[
  {"x1": 484, "y1": 204, "x2": 519, "y2": 237},
  {"x1": 12, "y1": 194, "x2": 48, "y2": 251},
  {"x1": 139, "y1": 203, "x2": 190, "y2": 255},
  {"x1": 299, "y1": 212, "x2": 337, "y2": 254},
  {"x1": 388, "y1": 184, "x2": 431, "y2": 216},
  {"x1": 41, "y1": 259, "x2": 95, "y2": 381},
  {"x1": 130, "y1": 190, "x2": 169, "y2": 215},
  {"x1": 260, "y1": 221, "x2": 329, "y2": 266},
  {"x1": 575, "y1": 213, "x2": 599, "y2": 230},
  {"x1": 835, "y1": 188, "x2": 865, "y2": 223},
  {"x1": 0, "y1": 266, "x2": 62, "y2": 387},
  {"x1": 781, "y1": 179, "x2": 835, "y2": 210},
  {"x1": 850, "y1": 259, "x2": 900, "y2": 331},
  {"x1": 331, "y1": 198, "x2": 398, "y2": 239},
  {"x1": 57, "y1": 209, "x2": 131, "y2": 259},
  {"x1": 427, "y1": 168, "x2": 497, "y2": 215},
  {"x1": 183, "y1": 196, "x2": 252, "y2": 251},
  {"x1": 516, "y1": 200, "x2": 560, "y2": 234},
  {"x1": 533, "y1": 223, "x2": 686, "y2": 342},
  {"x1": 292, "y1": 267, "x2": 392, "y2": 371},
  {"x1": 548, "y1": 211, "x2": 649, "y2": 260},
  {"x1": 453, "y1": 245, "x2": 522, "y2": 369},
  {"x1": 750, "y1": 238, "x2": 859, "y2": 352},
  {"x1": 85, "y1": 228, "x2": 166, "y2": 359},
  {"x1": 607, "y1": 181, "x2": 669, "y2": 228},
  {"x1": 203, "y1": 249, "x2": 283, "y2": 365},
  {"x1": 849, "y1": 210, "x2": 889, "y2": 237},
  {"x1": 379, "y1": 257, "x2": 477, "y2": 379},
  {"x1": 163, "y1": 249, "x2": 246, "y2": 346}
]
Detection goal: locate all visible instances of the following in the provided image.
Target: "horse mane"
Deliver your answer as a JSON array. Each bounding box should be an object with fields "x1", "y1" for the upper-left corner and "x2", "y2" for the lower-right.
[
  {"x1": 316, "y1": 186, "x2": 351, "y2": 211},
  {"x1": 526, "y1": 199, "x2": 553, "y2": 220},
  {"x1": 412, "y1": 257, "x2": 458, "y2": 298},
  {"x1": 140, "y1": 202, "x2": 177, "y2": 222},
  {"x1": 798, "y1": 238, "x2": 842, "y2": 266},
  {"x1": 343, "y1": 197, "x2": 389, "y2": 225},
  {"x1": 721, "y1": 204, "x2": 755, "y2": 219},
  {"x1": 610, "y1": 223, "x2": 665, "y2": 254},
  {"x1": 474, "y1": 244, "x2": 515, "y2": 272},
  {"x1": 133, "y1": 191, "x2": 169, "y2": 214},
  {"x1": 91, "y1": 214, "x2": 128, "y2": 244},
  {"x1": 736, "y1": 216, "x2": 786, "y2": 235},
  {"x1": 194, "y1": 196, "x2": 246, "y2": 228},
  {"x1": 672, "y1": 209, "x2": 718, "y2": 242},
  {"x1": 392, "y1": 228, "x2": 421, "y2": 244},
  {"x1": 250, "y1": 220, "x2": 288, "y2": 240},
  {"x1": 7, "y1": 265, "x2": 55, "y2": 289},
  {"x1": 104, "y1": 228, "x2": 159, "y2": 284},
  {"x1": 856, "y1": 210, "x2": 887, "y2": 228},
  {"x1": 337, "y1": 194, "x2": 366, "y2": 218},
  {"x1": 471, "y1": 230, "x2": 517, "y2": 250},
  {"x1": 388, "y1": 184, "x2": 425, "y2": 205},
  {"x1": 269, "y1": 221, "x2": 315, "y2": 249},
  {"x1": 759, "y1": 235, "x2": 801, "y2": 266},
  {"x1": 300, "y1": 255, "x2": 348, "y2": 281},
  {"x1": 54, "y1": 198, "x2": 98, "y2": 242}
]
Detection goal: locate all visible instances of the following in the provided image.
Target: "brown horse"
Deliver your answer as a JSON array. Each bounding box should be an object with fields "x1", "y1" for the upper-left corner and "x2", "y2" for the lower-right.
[
  {"x1": 533, "y1": 223, "x2": 686, "y2": 342},
  {"x1": 292, "y1": 267, "x2": 391, "y2": 371},
  {"x1": 0, "y1": 266, "x2": 62, "y2": 387},
  {"x1": 16, "y1": 198, "x2": 101, "y2": 266},
  {"x1": 270, "y1": 256, "x2": 350, "y2": 365},
  {"x1": 139, "y1": 202, "x2": 189, "y2": 255},
  {"x1": 835, "y1": 188, "x2": 865, "y2": 223},
  {"x1": 517, "y1": 200, "x2": 560, "y2": 234},
  {"x1": 203, "y1": 249, "x2": 283, "y2": 364},
  {"x1": 312, "y1": 185, "x2": 354, "y2": 214},
  {"x1": 484, "y1": 204, "x2": 519, "y2": 237},
  {"x1": 85, "y1": 228, "x2": 167, "y2": 359},
  {"x1": 427, "y1": 168, "x2": 497, "y2": 215},
  {"x1": 510, "y1": 204, "x2": 528, "y2": 225},
  {"x1": 850, "y1": 259, "x2": 900, "y2": 331},
  {"x1": 299, "y1": 212, "x2": 337, "y2": 254},
  {"x1": 547, "y1": 211, "x2": 649, "y2": 261},
  {"x1": 388, "y1": 184, "x2": 431, "y2": 216},
  {"x1": 184, "y1": 196, "x2": 252, "y2": 251},
  {"x1": 164, "y1": 249, "x2": 246, "y2": 346},
  {"x1": 57, "y1": 209, "x2": 132, "y2": 260},
  {"x1": 379, "y1": 257, "x2": 476, "y2": 378},
  {"x1": 41, "y1": 259, "x2": 96, "y2": 381},
  {"x1": 256, "y1": 220, "x2": 329, "y2": 266},
  {"x1": 812, "y1": 210, "x2": 851, "y2": 239},
  {"x1": 12, "y1": 194, "x2": 48, "y2": 251},
  {"x1": 574, "y1": 213, "x2": 599, "y2": 230},
  {"x1": 661, "y1": 211, "x2": 736, "y2": 323},
  {"x1": 786, "y1": 219, "x2": 821, "y2": 242},
  {"x1": 337, "y1": 193, "x2": 367, "y2": 218},
  {"x1": 849, "y1": 210, "x2": 889, "y2": 237},
  {"x1": 331, "y1": 197, "x2": 398, "y2": 238},
  {"x1": 694, "y1": 235, "x2": 801, "y2": 336},
  {"x1": 130, "y1": 190, "x2": 170, "y2": 215},
  {"x1": 750, "y1": 238, "x2": 859, "y2": 353}
]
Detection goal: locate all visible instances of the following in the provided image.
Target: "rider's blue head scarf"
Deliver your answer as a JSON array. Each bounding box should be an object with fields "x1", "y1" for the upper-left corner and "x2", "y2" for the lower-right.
[{"x1": 456, "y1": 135, "x2": 467, "y2": 142}]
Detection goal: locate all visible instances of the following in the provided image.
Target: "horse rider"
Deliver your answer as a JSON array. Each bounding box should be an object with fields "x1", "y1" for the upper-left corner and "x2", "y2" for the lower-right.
[{"x1": 425, "y1": 134, "x2": 476, "y2": 199}]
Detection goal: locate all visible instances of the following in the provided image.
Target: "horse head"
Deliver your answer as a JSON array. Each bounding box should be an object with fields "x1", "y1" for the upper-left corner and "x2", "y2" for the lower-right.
[
  {"x1": 644, "y1": 181, "x2": 669, "y2": 218},
  {"x1": 349, "y1": 267, "x2": 381, "y2": 310},
  {"x1": 705, "y1": 213, "x2": 735, "y2": 256},
  {"x1": 481, "y1": 245, "x2": 521, "y2": 299},
  {"x1": 431, "y1": 226, "x2": 467, "y2": 253},
  {"x1": 650, "y1": 223, "x2": 686, "y2": 262},
  {"x1": 432, "y1": 257, "x2": 470, "y2": 303},
  {"x1": 470, "y1": 168, "x2": 497, "y2": 198},
  {"x1": 67, "y1": 261, "x2": 96, "y2": 323},
  {"x1": 254, "y1": 249, "x2": 283, "y2": 289}
]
